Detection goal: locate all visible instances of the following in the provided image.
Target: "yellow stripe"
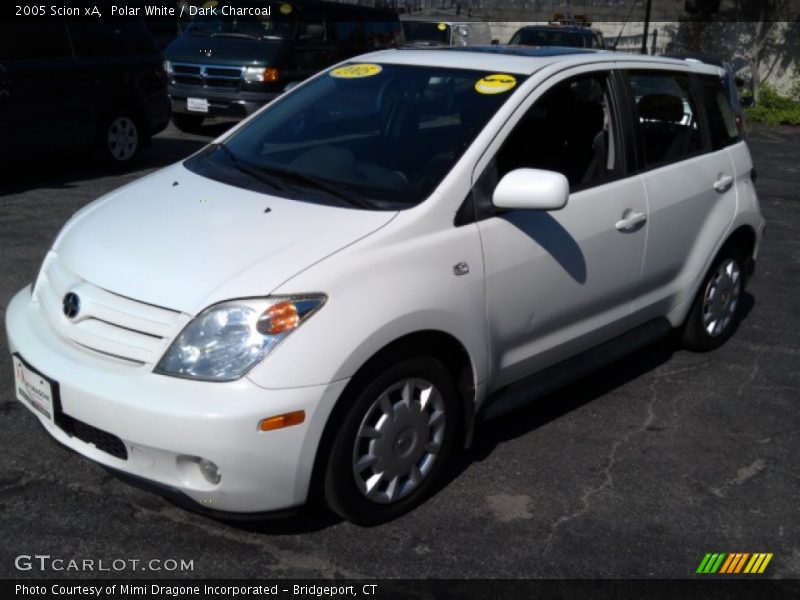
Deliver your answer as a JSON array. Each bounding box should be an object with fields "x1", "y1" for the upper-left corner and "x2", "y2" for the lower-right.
[
  {"x1": 720, "y1": 554, "x2": 736, "y2": 574},
  {"x1": 758, "y1": 553, "x2": 773, "y2": 574},
  {"x1": 744, "y1": 554, "x2": 760, "y2": 573},
  {"x1": 734, "y1": 553, "x2": 750, "y2": 573}
]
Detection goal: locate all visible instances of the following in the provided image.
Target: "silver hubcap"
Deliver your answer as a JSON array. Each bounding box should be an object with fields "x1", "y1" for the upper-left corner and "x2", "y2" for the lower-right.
[
  {"x1": 107, "y1": 117, "x2": 138, "y2": 161},
  {"x1": 702, "y1": 258, "x2": 742, "y2": 337},
  {"x1": 352, "y1": 378, "x2": 446, "y2": 504}
]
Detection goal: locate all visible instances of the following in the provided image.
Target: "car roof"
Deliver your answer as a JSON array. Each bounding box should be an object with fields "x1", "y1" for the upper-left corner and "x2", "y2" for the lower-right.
[{"x1": 355, "y1": 47, "x2": 724, "y2": 77}]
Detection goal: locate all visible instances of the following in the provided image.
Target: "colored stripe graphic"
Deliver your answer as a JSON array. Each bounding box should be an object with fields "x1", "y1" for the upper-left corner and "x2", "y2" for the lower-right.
[{"x1": 698, "y1": 552, "x2": 773, "y2": 574}]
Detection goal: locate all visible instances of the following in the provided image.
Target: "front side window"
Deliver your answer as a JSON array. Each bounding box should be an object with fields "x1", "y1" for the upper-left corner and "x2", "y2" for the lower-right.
[
  {"x1": 490, "y1": 71, "x2": 619, "y2": 191},
  {"x1": 187, "y1": 64, "x2": 524, "y2": 209},
  {"x1": 628, "y1": 71, "x2": 703, "y2": 168}
]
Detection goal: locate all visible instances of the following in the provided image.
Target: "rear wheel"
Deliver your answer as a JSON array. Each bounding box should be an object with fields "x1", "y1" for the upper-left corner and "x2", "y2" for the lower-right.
[
  {"x1": 98, "y1": 113, "x2": 142, "y2": 167},
  {"x1": 172, "y1": 113, "x2": 205, "y2": 133},
  {"x1": 682, "y1": 248, "x2": 746, "y2": 351},
  {"x1": 323, "y1": 357, "x2": 460, "y2": 525}
]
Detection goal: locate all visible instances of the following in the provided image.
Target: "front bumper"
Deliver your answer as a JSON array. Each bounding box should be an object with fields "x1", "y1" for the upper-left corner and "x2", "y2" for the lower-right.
[{"x1": 5, "y1": 286, "x2": 348, "y2": 513}]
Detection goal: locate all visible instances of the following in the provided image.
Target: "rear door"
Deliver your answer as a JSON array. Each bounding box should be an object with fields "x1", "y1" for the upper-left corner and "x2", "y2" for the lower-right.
[{"x1": 626, "y1": 69, "x2": 738, "y2": 319}]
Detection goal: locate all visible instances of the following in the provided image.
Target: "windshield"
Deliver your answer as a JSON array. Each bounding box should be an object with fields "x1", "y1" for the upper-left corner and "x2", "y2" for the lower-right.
[
  {"x1": 512, "y1": 29, "x2": 591, "y2": 48},
  {"x1": 185, "y1": 2, "x2": 297, "y2": 41},
  {"x1": 189, "y1": 63, "x2": 525, "y2": 209},
  {"x1": 402, "y1": 22, "x2": 451, "y2": 46}
]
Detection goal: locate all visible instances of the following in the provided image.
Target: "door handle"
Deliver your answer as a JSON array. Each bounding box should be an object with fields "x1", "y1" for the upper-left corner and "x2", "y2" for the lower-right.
[
  {"x1": 713, "y1": 174, "x2": 734, "y2": 193},
  {"x1": 615, "y1": 210, "x2": 647, "y2": 232}
]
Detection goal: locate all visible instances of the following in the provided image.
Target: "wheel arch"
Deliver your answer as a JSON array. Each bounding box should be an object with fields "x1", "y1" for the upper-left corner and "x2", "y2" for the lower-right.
[{"x1": 307, "y1": 329, "x2": 477, "y2": 506}]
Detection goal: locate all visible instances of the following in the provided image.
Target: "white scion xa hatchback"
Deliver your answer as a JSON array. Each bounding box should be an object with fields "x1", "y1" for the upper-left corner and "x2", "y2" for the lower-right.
[{"x1": 6, "y1": 47, "x2": 765, "y2": 525}]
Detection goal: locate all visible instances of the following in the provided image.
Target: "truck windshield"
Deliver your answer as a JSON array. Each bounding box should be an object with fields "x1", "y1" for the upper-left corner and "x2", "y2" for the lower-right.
[
  {"x1": 189, "y1": 63, "x2": 525, "y2": 209},
  {"x1": 402, "y1": 22, "x2": 451, "y2": 46},
  {"x1": 185, "y1": 2, "x2": 297, "y2": 41},
  {"x1": 512, "y1": 29, "x2": 591, "y2": 48}
]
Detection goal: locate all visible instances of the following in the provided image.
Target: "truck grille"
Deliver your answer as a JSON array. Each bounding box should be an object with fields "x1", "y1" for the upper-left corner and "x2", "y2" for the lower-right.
[
  {"x1": 171, "y1": 62, "x2": 243, "y2": 90},
  {"x1": 34, "y1": 253, "x2": 188, "y2": 367}
]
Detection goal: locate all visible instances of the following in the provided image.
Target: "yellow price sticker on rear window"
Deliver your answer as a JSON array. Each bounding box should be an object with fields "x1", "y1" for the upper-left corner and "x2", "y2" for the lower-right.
[
  {"x1": 437, "y1": 23, "x2": 447, "y2": 31},
  {"x1": 475, "y1": 74, "x2": 517, "y2": 95},
  {"x1": 279, "y1": 3, "x2": 292, "y2": 14},
  {"x1": 330, "y1": 64, "x2": 383, "y2": 79}
]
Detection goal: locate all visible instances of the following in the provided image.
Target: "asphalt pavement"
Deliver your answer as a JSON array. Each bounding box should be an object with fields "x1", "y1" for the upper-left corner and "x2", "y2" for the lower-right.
[{"x1": 0, "y1": 121, "x2": 797, "y2": 579}]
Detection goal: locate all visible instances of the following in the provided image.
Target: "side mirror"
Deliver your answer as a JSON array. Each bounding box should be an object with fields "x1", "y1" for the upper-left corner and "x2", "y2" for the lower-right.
[
  {"x1": 491, "y1": 38, "x2": 500, "y2": 45},
  {"x1": 734, "y1": 76, "x2": 745, "y2": 88},
  {"x1": 493, "y1": 168, "x2": 569, "y2": 211},
  {"x1": 741, "y1": 96, "x2": 755, "y2": 108}
]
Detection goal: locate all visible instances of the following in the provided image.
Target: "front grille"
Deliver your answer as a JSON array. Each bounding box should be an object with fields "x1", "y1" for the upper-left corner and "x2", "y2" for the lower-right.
[
  {"x1": 171, "y1": 62, "x2": 243, "y2": 89},
  {"x1": 57, "y1": 413, "x2": 128, "y2": 460},
  {"x1": 34, "y1": 253, "x2": 187, "y2": 366}
]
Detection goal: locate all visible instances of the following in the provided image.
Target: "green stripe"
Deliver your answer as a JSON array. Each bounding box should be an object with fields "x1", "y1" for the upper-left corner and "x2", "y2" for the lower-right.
[
  {"x1": 697, "y1": 554, "x2": 713, "y2": 573},
  {"x1": 710, "y1": 553, "x2": 727, "y2": 573}
]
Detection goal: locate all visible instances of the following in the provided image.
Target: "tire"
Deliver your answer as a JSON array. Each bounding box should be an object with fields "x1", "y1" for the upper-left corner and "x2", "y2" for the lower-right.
[
  {"x1": 98, "y1": 112, "x2": 143, "y2": 168},
  {"x1": 172, "y1": 113, "x2": 205, "y2": 133},
  {"x1": 323, "y1": 357, "x2": 461, "y2": 526},
  {"x1": 681, "y1": 247, "x2": 746, "y2": 351}
]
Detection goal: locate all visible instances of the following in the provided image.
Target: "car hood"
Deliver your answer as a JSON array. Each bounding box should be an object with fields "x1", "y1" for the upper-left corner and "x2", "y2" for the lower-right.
[
  {"x1": 165, "y1": 34, "x2": 289, "y2": 66},
  {"x1": 53, "y1": 163, "x2": 396, "y2": 314}
]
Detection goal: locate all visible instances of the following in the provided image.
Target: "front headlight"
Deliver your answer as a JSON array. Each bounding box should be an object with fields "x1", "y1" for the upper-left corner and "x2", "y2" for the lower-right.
[{"x1": 155, "y1": 295, "x2": 325, "y2": 382}]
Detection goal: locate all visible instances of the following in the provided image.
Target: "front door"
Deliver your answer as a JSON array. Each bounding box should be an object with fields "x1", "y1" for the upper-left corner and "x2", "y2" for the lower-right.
[{"x1": 476, "y1": 70, "x2": 648, "y2": 389}]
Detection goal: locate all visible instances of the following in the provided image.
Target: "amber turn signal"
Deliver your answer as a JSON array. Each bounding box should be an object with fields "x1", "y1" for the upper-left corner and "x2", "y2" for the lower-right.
[
  {"x1": 258, "y1": 301, "x2": 300, "y2": 335},
  {"x1": 259, "y1": 410, "x2": 305, "y2": 432}
]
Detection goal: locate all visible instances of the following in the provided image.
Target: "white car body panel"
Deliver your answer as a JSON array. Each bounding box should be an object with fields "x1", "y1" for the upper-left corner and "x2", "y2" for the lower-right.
[{"x1": 5, "y1": 49, "x2": 765, "y2": 514}]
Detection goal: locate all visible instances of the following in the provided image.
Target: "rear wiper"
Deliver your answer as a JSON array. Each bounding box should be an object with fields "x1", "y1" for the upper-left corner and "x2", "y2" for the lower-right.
[
  {"x1": 215, "y1": 144, "x2": 286, "y2": 192},
  {"x1": 261, "y1": 167, "x2": 374, "y2": 209}
]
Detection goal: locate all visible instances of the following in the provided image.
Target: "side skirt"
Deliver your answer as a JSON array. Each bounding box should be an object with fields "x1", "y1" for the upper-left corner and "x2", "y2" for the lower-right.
[{"x1": 480, "y1": 317, "x2": 673, "y2": 421}]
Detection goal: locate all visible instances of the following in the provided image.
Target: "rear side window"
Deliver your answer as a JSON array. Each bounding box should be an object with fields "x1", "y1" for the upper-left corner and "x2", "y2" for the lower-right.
[
  {"x1": 628, "y1": 71, "x2": 703, "y2": 168},
  {"x1": 0, "y1": 23, "x2": 72, "y2": 61},
  {"x1": 69, "y1": 23, "x2": 157, "y2": 57},
  {"x1": 697, "y1": 75, "x2": 740, "y2": 149}
]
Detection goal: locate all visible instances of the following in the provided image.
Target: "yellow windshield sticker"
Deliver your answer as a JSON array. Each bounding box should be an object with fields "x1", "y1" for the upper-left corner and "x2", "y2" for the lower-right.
[
  {"x1": 475, "y1": 74, "x2": 517, "y2": 95},
  {"x1": 330, "y1": 64, "x2": 383, "y2": 79},
  {"x1": 279, "y1": 3, "x2": 292, "y2": 14},
  {"x1": 437, "y1": 23, "x2": 448, "y2": 31}
]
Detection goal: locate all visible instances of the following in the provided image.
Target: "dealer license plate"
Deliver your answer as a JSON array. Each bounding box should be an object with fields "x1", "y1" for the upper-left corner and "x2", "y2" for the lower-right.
[
  {"x1": 187, "y1": 97, "x2": 209, "y2": 113},
  {"x1": 13, "y1": 355, "x2": 55, "y2": 423}
]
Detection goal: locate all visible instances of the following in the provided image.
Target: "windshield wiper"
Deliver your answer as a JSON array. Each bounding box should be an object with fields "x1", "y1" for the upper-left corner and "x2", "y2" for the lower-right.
[
  {"x1": 260, "y1": 166, "x2": 374, "y2": 209},
  {"x1": 215, "y1": 144, "x2": 286, "y2": 192}
]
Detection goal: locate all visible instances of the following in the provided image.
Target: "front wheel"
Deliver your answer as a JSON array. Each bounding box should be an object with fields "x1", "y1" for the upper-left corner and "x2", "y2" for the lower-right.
[
  {"x1": 323, "y1": 357, "x2": 461, "y2": 525},
  {"x1": 681, "y1": 248, "x2": 746, "y2": 351}
]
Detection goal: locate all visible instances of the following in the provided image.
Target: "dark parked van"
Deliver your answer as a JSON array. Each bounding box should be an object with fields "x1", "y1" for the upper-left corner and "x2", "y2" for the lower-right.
[
  {"x1": 163, "y1": 1, "x2": 403, "y2": 131},
  {"x1": 0, "y1": 22, "x2": 170, "y2": 166}
]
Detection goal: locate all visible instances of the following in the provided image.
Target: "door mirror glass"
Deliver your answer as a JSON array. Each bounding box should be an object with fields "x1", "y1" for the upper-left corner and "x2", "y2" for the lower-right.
[{"x1": 492, "y1": 168, "x2": 569, "y2": 210}]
